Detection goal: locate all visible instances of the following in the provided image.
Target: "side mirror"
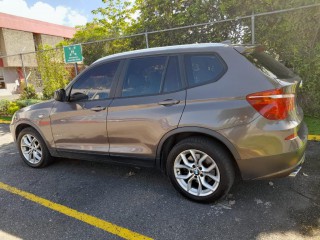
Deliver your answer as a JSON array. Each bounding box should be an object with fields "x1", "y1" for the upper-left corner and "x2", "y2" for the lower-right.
[{"x1": 54, "y1": 89, "x2": 66, "y2": 102}]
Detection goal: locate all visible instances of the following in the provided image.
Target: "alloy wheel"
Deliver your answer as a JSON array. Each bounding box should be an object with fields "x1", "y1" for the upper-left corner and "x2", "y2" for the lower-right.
[
  {"x1": 174, "y1": 149, "x2": 220, "y2": 197},
  {"x1": 20, "y1": 134, "x2": 43, "y2": 164}
]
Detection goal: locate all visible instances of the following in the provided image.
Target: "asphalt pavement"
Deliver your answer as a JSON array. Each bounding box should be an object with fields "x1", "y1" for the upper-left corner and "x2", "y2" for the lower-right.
[{"x1": 0, "y1": 123, "x2": 319, "y2": 240}]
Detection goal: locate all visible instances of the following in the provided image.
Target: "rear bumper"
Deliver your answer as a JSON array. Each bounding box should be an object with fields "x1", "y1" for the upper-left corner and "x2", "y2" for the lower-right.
[
  {"x1": 233, "y1": 121, "x2": 308, "y2": 180},
  {"x1": 253, "y1": 152, "x2": 305, "y2": 180}
]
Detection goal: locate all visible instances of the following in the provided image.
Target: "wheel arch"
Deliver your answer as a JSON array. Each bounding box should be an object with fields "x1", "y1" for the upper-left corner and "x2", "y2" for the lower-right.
[
  {"x1": 156, "y1": 127, "x2": 241, "y2": 177},
  {"x1": 14, "y1": 121, "x2": 57, "y2": 156}
]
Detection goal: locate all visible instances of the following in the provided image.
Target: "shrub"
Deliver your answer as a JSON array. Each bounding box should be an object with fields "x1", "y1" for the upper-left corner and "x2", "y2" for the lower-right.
[
  {"x1": 20, "y1": 84, "x2": 38, "y2": 100},
  {"x1": 0, "y1": 99, "x2": 43, "y2": 116},
  {"x1": 7, "y1": 102, "x2": 20, "y2": 115},
  {"x1": 0, "y1": 99, "x2": 10, "y2": 115},
  {"x1": 16, "y1": 99, "x2": 43, "y2": 109},
  {"x1": 37, "y1": 45, "x2": 70, "y2": 99}
]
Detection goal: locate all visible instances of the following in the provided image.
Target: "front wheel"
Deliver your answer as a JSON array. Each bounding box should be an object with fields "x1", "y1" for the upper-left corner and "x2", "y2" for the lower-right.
[
  {"x1": 166, "y1": 137, "x2": 235, "y2": 203},
  {"x1": 17, "y1": 127, "x2": 53, "y2": 168}
]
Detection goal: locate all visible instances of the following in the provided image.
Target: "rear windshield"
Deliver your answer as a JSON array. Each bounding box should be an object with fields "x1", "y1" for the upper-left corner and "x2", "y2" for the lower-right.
[{"x1": 244, "y1": 50, "x2": 295, "y2": 79}]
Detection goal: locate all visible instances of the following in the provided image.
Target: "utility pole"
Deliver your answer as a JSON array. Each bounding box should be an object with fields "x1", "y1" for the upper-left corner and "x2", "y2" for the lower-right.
[{"x1": 20, "y1": 54, "x2": 27, "y2": 87}]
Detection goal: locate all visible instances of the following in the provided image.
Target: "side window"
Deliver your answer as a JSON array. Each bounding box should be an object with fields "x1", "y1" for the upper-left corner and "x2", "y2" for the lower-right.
[
  {"x1": 162, "y1": 56, "x2": 182, "y2": 93},
  {"x1": 70, "y1": 61, "x2": 119, "y2": 101},
  {"x1": 121, "y1": 56, "x2": 167, "y2": 97},
  {"x1": 185, "y1": 54, "x2": 226, "y2": 87}
]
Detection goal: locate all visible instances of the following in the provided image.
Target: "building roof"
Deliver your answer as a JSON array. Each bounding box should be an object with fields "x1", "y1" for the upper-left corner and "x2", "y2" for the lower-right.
[{"x1": 0, "y1": 13, "x2": 76, "y2": 38}]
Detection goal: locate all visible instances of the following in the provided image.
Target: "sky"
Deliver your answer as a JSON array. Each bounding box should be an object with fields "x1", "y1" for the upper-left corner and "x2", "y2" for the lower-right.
[{"x1": 0, "y1": 0, "x2": 105, "y2": 27}]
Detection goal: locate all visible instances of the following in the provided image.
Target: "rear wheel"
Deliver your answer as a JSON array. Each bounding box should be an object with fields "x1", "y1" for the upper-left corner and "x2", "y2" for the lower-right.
[
  {"x1": 17, "y1": 127, "x2": 53, "y2": 168},
  {"x1": 166, "y1": 137, "x2": 235, "y2": 203}
]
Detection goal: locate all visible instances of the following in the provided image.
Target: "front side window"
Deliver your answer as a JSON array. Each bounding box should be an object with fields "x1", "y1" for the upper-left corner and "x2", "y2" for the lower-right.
[
  {"x1": 121, "y1": 56, "x2": 167, "y2": 97},
  {"x1": 185, "y1": 54, "x2": 226, "y2": 87},
  {"x1": 70, "y1": 61, "x2": 119, "y2": 101}
]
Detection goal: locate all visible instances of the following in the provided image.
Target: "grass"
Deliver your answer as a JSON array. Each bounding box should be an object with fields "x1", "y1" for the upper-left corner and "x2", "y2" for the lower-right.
[
  {"x1": 0, "y1": 116, "x2": 12, "y2": 124},
  {"x1": 304, "y1": 116, "x2": 320, "y2": 135}
]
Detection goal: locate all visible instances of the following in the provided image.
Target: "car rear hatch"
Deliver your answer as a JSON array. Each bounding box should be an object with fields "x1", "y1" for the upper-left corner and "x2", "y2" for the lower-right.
[{"x1": 234, "y1": 45, "x2": 304, "y2": 123}]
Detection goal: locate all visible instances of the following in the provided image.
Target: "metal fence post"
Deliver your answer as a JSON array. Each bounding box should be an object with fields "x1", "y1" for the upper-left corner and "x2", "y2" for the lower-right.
[
  {"x1": 145, "y1": 31, "x2": 149, "y2": 48},
  {"x1": 20, "y1": 53, "x2": 27, "y2": 87},
  {"x1": 251, "y1": 12, "x2": 255, "y2": 44}
]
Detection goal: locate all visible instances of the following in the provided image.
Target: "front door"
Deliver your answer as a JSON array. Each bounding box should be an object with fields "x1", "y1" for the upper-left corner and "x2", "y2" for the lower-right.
[{"x1": 50, "y1": 60, "x2": 121, "y2": 154}]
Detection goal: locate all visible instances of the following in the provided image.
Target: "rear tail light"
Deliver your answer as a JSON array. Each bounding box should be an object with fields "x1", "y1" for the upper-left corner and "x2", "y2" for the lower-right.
[{"x1": 246, "y1": 89, "x2": 294, "y2": 120}]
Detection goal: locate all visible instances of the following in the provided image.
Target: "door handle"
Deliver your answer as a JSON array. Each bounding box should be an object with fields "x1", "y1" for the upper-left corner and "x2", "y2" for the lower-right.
[
  {"x1": 90, "y1": 106, "x2": 106, "y2": 112},
  {"x1": 158, "y1": 99, "x2": 180, "y2": 106}
]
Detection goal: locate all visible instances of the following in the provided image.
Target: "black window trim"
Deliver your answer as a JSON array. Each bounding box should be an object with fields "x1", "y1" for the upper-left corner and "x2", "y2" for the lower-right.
[
  {"x1": 182, "y1": 52, "x2": 228, "y2": 89},
  {"x1": 114, "y1": 54, "x2": 186, "y2": 99},
  {"x1": 66, "y1": 60, "x2": 124, "y2": 102},
  {"x1": 159, "y1": 57, "x2": 170, "y2": 93}
]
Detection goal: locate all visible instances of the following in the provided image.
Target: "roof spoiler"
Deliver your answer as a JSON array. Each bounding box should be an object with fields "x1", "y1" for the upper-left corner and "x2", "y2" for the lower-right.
[{"x1": 233, "y1": 45, "x2": 264, "y2": 55}]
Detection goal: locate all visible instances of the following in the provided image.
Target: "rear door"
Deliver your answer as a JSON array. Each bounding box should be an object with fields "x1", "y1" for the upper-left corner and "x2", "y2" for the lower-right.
[{"x1": 107, "y1": 55, "x2": 186, "y2": 164}]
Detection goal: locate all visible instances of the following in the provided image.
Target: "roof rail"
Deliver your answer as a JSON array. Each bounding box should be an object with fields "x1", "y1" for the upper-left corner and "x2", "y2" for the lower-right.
[{"x1": 221, "y1": 40, "x2": 232, "y2": 45}]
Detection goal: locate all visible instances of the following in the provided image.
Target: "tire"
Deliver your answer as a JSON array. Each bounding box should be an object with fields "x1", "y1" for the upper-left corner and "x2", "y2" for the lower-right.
[
  {"x1": 166, "y1": 137, "x2": 235, "y2": 203},
  {"x1": 17, "y1": 127, "x2": 53, "y2": 168}
]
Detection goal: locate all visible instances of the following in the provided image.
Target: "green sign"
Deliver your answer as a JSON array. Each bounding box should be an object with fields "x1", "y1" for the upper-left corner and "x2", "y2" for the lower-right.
[{"x1": 63, "y1": 44, "x2": 83, "y2": 63}]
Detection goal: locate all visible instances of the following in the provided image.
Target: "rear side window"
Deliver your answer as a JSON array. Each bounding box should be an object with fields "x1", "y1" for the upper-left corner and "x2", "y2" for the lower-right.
[
  {"x1": 121, "y1": 56, "x2": 167, "y2": 97},
  {"x1": 184, "y1": 54, "x2": 226, "y2": 87},
  {"x1": 244, "y1": 51, "x2": 295, "y2": 79}
]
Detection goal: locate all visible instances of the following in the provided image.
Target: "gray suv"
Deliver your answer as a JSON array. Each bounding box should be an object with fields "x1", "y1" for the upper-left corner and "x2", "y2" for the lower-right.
[{"x1": 10, "y1": 43, "x2": 307, "y2": 202}]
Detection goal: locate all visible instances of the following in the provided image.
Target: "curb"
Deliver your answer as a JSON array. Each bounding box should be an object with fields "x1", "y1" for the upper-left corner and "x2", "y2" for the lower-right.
[{"x1": 308, "y1": 135, "x2": 320, "y2": 141}]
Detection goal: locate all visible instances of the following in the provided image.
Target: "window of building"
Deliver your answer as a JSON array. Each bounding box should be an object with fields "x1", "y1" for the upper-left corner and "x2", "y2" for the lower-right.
[{"x1": 0, "y1": 68, "x2": 5, "y2": 89}]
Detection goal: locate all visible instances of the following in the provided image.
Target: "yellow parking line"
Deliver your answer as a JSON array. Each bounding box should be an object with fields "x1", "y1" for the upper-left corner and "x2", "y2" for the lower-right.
[
  {"x1": 0, "y1": 182, "x2": 152, "y2": 240},
  {"x1": 308, "y1": 135, "x2": 320, "y2": 141},
  {"x1": 0, "y1": 120, "x2": 11, "y2": 124}
]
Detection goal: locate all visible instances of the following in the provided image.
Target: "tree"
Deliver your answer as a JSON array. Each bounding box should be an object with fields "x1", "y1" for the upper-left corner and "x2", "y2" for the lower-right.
[
  {"x1": 37, "y1": 45, "x2": 70, "y2": 99},
  {"x1": 63, "y1": 0, "x2": 138, "y2": 65},
  {"x1": 62, "y1": 0, "x2": 320, "y2": 116}
]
